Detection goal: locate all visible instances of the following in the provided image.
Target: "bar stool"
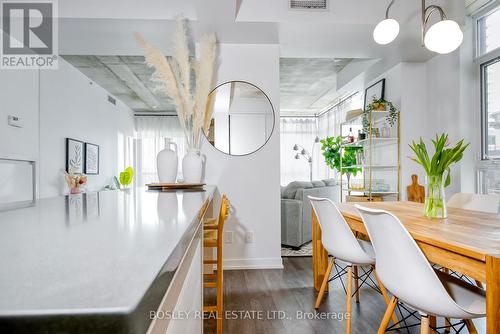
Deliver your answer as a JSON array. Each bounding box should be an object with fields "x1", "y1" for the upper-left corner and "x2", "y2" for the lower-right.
[
  {"x1": 309, "y1": 196, "x2": 398, "y2": 334},
  {"x1": 203, "y1": 195, "x2": 230, "y2": 334},
  {"x1": 356, "y1": 205, "x2": 486, "y2": 334}
]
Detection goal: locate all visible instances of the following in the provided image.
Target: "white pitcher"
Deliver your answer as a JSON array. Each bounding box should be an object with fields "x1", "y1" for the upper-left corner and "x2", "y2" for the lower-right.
[
  {"x1": 182, "y1": 149, "x2": 204, "y2": 183},
  {"x1": 157, "y1": 138, "x2": 178, "y2": 183}
]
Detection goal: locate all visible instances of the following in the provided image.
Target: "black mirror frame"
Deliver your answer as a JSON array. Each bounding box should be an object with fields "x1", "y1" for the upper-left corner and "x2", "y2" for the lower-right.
[{"x1": 203, "y1": 80, "x2": 276, "y2": 157}]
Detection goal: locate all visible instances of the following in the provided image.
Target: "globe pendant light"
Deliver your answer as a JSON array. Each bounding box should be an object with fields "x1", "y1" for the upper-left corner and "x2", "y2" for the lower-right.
[
  {"x1": 422, "y1": 1, "x2": 463, "y2": 54},
  {"x1": 373, "y1": 0, "x2": 464, "y2": 54},
  {"x1": 373, "y1": 0, "x2": 399, "y2": 45}
]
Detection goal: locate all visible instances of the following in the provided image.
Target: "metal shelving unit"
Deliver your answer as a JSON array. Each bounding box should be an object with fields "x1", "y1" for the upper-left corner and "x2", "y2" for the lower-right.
[{"x1": 340, "y1": 110, "x2": 400, "y2": 202}]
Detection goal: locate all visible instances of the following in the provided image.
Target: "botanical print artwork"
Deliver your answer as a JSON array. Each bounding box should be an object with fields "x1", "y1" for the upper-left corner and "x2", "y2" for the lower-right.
[
  {"x1": 85, "y1": 143, "x2": 99, "y2": 175},
  {"x1": 66, "y1": 138, "x2": 84, "y2": 174}
]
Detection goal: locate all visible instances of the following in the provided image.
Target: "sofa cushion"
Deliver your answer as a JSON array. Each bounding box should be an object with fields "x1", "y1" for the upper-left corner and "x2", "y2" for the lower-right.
[
  {"x1": 322, "y1": 178, "x2": 339, "y2": 186},
  {"x1": 282, "y1": 181, "x2": 314, "y2": 199},
  {"x1": 311, "y1": 180, "x2": 325, "y2": 187}
]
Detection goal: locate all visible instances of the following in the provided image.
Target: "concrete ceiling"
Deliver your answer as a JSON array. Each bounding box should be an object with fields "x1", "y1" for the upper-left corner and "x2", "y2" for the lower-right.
[
  {"x1": 57, "y1": 0, "x2": 468, "y2": 115},
  {"x1": 62, "y1": 55, "x2": 176, "y2": 113},
  {"x1": 280, "y1": 58, "x2": 354, "y2": 116}
]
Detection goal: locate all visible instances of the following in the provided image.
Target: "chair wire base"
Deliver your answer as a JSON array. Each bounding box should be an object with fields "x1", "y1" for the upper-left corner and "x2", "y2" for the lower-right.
[{"x1": 386, "y1": 302, "x2": 467, "y2": 333}]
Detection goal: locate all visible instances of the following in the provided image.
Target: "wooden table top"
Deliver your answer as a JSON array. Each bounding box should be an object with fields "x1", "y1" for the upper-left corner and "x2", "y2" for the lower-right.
[{"x1": 336, "y1": 201, "x2": 500, "y2": 262}]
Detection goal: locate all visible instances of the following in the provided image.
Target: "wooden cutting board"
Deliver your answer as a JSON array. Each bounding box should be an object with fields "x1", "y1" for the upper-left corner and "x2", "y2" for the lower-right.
[
  {"x1": 146, "y1": 183, "x2": 205, "y2": 191},
  {"x1": 406, "y1": 174, "x2": 425, "y2": 203}
]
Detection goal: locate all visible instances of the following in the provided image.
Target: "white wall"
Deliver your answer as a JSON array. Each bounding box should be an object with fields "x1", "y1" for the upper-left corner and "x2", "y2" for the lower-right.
[
  {"x1": 0, "y1": 59, "x2": 135, "y2": 200},
  {"x1": 201, "y1": 43, "x2": 282, "y2": 269},
  {"x1": 0, "y1": 71, "x2": 39, "y2": 162},
  {"x1": 39, "y1": 59, "x2": 135, "y2": 198},
  {"x1": 358, "y1": 48, "x2": 470, "y2": 200},
  {"x1": 0, "y1": 70, "x2": 40, "y2": 201}
]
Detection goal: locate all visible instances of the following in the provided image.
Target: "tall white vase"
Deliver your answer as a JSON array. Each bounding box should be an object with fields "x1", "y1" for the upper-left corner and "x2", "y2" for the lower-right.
[
  {"x1": 157, "y1": 138, "x2": 178, "y2": 183},
  {"x1": 182, "y1": 149, "x2": 204, "y2": 183}
]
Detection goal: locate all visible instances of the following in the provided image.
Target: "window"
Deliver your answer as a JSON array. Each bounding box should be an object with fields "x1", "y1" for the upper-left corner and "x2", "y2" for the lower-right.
[
  {"x1": 481, "y1": 57, "x2": 500, "y2": 159},
  {"x1": 478, "y1": 6, "x2": 500, "y2": 57}
]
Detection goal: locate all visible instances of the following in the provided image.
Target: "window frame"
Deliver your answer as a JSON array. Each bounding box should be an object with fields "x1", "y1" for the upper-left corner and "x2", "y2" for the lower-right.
[
  {"x1": 480, "y1": 55, "x2": 500, "y2": 160},
  {"x1": 475, "y1": 1, "x2": 500, "y2": 160}
]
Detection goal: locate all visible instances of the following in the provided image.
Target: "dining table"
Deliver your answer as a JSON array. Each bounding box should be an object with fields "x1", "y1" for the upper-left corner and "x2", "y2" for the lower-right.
[{"x1": 311, "y1": 201, "x2": 500, "y2": 334}]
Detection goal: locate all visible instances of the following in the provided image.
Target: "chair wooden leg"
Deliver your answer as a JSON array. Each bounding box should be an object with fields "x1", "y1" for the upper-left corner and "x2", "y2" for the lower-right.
[
  {"x1": 346, "y1": 266, "x2": 352, "y2": 334},
  {"x1": 315, "y1": 257, "x2": 334, "y2": 309},
  {"x1": 429, "y1": 316, "x2": 436, "y2": 330},
  {"x1": 216, "y1": 250, "x2": 223, "y2": 334},
  {"x1": 377, "y1": 296, "x2": 397, "y2": 334},
  {"x1": 354, "y1": 266, "x2": 360, "y2": 303},
  {"x1": 464, "y1": 319, "x2": 478, "y2": 334},
  {"x1": 374, "y1": 270, "x2": 399, "y2": 328},
  {"x1": 420, "y1": 315, "x2": 430, "y2": 334}
]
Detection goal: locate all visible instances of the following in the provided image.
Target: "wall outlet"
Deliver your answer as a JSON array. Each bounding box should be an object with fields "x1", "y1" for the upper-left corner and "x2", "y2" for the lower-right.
[
  {"x1": 245, "y1": 231, "x2": 254, "y2": 243},
  {"x1": 224, "y1": 231, "x2": 233, "y2": 244}
]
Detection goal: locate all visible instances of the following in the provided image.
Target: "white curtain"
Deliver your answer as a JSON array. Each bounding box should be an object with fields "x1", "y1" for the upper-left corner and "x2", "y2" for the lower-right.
[
  {"x1": 280, "y1": 92, "x2": 363, "y2": 186},
  {"x1": 280, "y1": 118, "x2": 327, "y2": 185},
  {"x1": 135, "y1": 116, "x2": 186, "y2": 185}
]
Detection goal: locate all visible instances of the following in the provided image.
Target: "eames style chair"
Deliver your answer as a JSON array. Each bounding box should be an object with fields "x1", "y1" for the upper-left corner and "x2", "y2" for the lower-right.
[
  {"x1": 309, "y1": 196, "x2": 397, "y2": 334},
  {"x1": 356, "y1": 205, "x2": 486, "y2": 334},
  {"x1": 447, "y1": 192, "x2": 499, "y2": 214}
]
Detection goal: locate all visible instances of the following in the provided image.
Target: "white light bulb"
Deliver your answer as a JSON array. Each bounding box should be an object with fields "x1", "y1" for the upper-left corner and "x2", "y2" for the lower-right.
[
  {"x1": 424, "y1": 20, "x2": 463, "y2": 54},
  {"x1": 373, "y1": 19, "x2": 400, "y2": 45}
]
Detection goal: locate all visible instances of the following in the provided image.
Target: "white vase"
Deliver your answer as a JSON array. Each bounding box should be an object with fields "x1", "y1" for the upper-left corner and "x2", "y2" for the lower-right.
[
  {"x1": 182, "y1": 149, "x2": 204, "y2": 183},
  {"x1": 157, "y1": 138, "x2": 178, "y2": 183}
]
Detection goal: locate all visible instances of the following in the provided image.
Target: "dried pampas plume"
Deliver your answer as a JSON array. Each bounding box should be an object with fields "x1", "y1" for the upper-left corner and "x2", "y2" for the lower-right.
[{"x1": 134, "y1": 18, "x2": 217, "y2": 150}]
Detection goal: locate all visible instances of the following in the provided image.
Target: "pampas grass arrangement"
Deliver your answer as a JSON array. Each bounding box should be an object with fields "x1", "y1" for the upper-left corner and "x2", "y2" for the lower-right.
[{"x1": 135, "y1": 18, "x2": 217, "y2": 150}]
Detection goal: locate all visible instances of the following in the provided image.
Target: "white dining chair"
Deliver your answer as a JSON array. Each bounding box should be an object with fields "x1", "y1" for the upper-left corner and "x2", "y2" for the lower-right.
[
  {"x1": 309, "y1": 196, "x2": 397, "y2": 334},
  {"x1": 355, "y1": 204, "x2": 486, "y2": 334},
  {"x1": 448, "y1": 192, "x2": 499, "y2": 214}
]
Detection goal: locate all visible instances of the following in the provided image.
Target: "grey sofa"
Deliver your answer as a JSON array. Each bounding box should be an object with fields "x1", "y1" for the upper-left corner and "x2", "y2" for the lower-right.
[{"x1": 281, "y1": 179, "x2": 340, "y2": 248}]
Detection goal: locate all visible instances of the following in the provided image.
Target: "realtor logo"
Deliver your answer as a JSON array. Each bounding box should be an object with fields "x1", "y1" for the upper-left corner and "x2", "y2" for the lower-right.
[{"x1": 1, "y1": 0, "x2": 58, "y2": 69}]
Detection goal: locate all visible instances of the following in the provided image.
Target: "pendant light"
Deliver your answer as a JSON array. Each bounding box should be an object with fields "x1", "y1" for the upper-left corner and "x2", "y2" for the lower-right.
[
  {"x1": 421, "y1": 0, "x2": 463, "y2": 54},
  {"x1": 373, "y1": 0, "x2": 399, "y2": 45},
  {"x1": 373, "y1": 0, "x2": 463, "y2": 54}
]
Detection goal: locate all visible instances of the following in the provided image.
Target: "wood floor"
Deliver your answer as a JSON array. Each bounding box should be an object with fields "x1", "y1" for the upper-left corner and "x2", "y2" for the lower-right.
[{"x1": 204, "y1": 257, "x2": 485, "y2": 334}]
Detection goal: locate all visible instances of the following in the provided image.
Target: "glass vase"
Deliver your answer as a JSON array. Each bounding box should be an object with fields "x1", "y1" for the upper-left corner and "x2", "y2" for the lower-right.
[{"x1": 424, "y1": 175, "x2": 447, "y2": 218}]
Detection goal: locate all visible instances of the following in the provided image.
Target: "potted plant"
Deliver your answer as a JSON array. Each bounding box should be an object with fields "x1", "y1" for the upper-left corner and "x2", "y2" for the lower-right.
[
  {"x1": 320, "y1": 136, "x2": 362, "y2": 187},
  {"x1": 363, "y1": 97, "x2": 399, "y2": 133},
  {"x1": 409, "y1": 134, "x2": 469, "y2": 218}
]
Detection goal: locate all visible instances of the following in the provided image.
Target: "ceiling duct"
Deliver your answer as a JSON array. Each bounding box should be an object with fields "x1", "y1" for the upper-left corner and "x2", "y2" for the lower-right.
[{"x1": 289, "y1": 0, "x2": 328, "y2": 11}]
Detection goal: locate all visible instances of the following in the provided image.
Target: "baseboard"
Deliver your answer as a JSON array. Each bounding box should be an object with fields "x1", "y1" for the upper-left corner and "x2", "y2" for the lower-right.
[{"x1": 223, "y1": 257, "x2": 284, "y2": 270}]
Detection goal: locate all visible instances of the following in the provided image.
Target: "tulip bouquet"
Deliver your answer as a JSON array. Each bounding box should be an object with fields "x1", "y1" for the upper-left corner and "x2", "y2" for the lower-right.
[{"x1": 409, "y1": 133, "x2": 469, "y2": 218}]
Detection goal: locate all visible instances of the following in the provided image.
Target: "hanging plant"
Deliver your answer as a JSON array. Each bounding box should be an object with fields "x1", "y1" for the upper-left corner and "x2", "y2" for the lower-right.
[{"x1": 363, "y1": 96, "x2": 399, "y2": 130}]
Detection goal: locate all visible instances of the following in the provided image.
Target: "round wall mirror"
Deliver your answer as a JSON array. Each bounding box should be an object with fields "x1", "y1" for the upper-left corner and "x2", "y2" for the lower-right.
[{"x1": 204, "y1": 81, "x2": 275, "y2": 156}]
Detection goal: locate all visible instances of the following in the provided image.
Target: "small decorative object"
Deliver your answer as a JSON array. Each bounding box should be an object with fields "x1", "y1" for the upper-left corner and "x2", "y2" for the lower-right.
[
  {"x1": 320, "y1": 136, "x2": 362, "y2": 187},
  {"x1": 119, "y1": 166, "x2": 134, "y2": 189},
  {"x1": 84, "y1": 142, "x2": 99, "y2": 175},
  {"x1": 65, "y1": 171, "x2": 87, "y2": 194},
  {"x1": 136, "y1": 18, "x2": 217, "y2": 184},
  {"x1": 409, "y1": 133, "x2": 469, "y2": 218},
  {"x1": 364, "y1": 78, "x2": 385, "y2": 109},
  {"x1": 381, "y1": 124, "x2": 391, "y2": 138},
  {"x1": 66, "y1": 138, "x2": 84, "y2": 174},
  {"x1": 157, "y1": 138, "x2": 178, "y2": 183}
]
